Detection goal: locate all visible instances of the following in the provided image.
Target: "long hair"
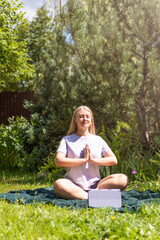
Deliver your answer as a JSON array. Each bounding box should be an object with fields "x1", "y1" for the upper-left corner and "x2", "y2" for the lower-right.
[{"x1": 67, "y1": 106, "x2": 96, "y2": 135}]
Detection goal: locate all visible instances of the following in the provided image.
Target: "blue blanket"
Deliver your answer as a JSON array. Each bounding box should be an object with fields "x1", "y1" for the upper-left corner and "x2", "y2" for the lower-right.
[{"x1": 0, "y1": 187, "x2": 160, "y2": 212}]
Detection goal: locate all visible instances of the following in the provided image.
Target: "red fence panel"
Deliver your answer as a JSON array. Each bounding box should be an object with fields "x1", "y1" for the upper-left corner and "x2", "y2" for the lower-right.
[{"x1": 0, "y1": 92, "x2": 36, "y2": 125}]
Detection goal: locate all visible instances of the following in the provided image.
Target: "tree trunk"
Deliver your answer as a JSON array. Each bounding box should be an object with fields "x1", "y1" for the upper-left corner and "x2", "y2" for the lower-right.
[{"x1": 135, "y1": 51, "x2": 151, "y2": 149}]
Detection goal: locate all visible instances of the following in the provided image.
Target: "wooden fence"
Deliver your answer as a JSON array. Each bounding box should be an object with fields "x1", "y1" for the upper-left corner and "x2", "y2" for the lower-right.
[{"x1": 0, "y1": 92, "x2": 36, "y2": 125}]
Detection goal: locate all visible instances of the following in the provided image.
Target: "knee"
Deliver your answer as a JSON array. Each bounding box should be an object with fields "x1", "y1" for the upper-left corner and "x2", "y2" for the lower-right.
[
  {"x1": 53, "y1": 179, "x2": 73, "y2": 194},
  {"x1": 119, "y1": 174, "x2": 128, "y2": 188},
  {"x1": 53, "y1": 179, "x2": 65, "y2": 192}
]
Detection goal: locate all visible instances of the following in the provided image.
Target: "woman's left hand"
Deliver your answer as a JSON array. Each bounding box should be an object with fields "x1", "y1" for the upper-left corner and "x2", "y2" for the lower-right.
[
  {"x1": 85, "y1": 144, "x2": 118, "y2": 166},
  {"x1": 85, "y1": 144, "x2": 94, "y2": 162}
]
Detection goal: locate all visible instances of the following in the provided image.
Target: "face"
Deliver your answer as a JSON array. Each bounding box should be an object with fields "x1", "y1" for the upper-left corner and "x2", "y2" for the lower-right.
[{"x1": 75, "y1": 109, "x2": 92, "y2": 131}]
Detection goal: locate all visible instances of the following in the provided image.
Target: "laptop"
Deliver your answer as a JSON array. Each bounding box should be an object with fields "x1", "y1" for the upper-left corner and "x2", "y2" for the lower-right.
[{"x1": 88, "y1": 189, "x2": 122, "y2": 208}]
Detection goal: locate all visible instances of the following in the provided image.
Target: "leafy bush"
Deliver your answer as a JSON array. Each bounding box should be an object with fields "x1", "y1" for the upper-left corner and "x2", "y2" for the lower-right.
[
  {"x1": 22, "y1": 100, "x2": 67, "y2": 174},
  {"x1": 0, "y1": 114, "x2": 52, "y2": 171},
  {"x1": 40, "y1": 152, "x2": 66, "y2": 182},
  {"x1": 0, "y1": 99, "x2": 66, "y2": 175},
  {"x1": 0, "y1": 111, "x2": 158, "y2": 182},
  {"x1": 150, "y1": 151, "x2": 160, "y2": 168},
  {"x1": 99, "y1": 121, "x2": 159, "y2": 181},
  {"x1": 19, "y1": 111, "x2": 50, "y2": 172},
  {"x1": 0, "y1": 117, "x2": 30, "y2": 168}
]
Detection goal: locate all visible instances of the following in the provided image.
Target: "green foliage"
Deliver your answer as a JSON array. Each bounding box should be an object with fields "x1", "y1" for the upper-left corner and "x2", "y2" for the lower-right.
[
  {"x1": 150, "y1": 151, "x2": 160, "y2": 167},
  {"x1": 22, "y1": 100, "x2": 66, "y2": 171},
  {"x1": 0, "y1": 117, "x2": 29, "y2": 168},
  {"x1": 99, "y1": 121, "x2": 159, "y2": 181},
  {"x1": 28, "y1": 0, "x2": 160, "y2": 153},
  {"x1": 0, "y1": 114, "x2": 52, "y2": 171},
  {"x1": 0, "y1": 99, "x2": 65, "y2": 174},
  {"x1": 0, "y1": 126, "x2": 20, "y2": 168},
  {"x1": 112, "y1": 0, "x2": 160, "y2": 149},
  {"x1": 0, "y1": 0, "x2": 34, "y2": 91},
  {"x1": 40, "y1": 153, "x2": 66, "y2": 182},
  {"x1": 98, "y1": 123, "x2": 112, "y2": 178},
  {"x1": 19, "y1": 112, "x2": 49, "y2": 172}
]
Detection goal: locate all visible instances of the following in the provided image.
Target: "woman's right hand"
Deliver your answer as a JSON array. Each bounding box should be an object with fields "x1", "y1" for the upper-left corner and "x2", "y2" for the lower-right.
[{"x1": 84, "y1": 144, "x2": 90, "y2": 160}]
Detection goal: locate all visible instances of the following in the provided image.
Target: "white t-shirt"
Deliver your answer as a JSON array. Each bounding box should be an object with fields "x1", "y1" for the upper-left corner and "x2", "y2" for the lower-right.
[{"x1": 57, "y1": 133, "x2": 111, "y2": 190}]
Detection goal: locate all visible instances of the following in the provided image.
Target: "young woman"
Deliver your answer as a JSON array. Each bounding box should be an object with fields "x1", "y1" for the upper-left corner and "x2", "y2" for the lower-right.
[{"x1": 54, "y1": 106, "x2": 128, "y2": 200}]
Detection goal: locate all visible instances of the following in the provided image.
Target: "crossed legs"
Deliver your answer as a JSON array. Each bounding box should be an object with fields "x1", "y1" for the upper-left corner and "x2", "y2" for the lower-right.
[
  {"x1": 53, "y1": 178, "x2": 88, "y2": 199},
  {"x1": 53, "y1": 173, "x2": 128, "y2": 200},
  {"x1": 97, "y1": 173, "x2": 128, "y2": 190}
]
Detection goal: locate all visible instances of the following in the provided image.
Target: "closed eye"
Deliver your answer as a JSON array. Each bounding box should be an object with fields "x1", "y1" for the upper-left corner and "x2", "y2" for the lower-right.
[{"x1": 79, "y1": 115, "x2": 91, "y2": 118}]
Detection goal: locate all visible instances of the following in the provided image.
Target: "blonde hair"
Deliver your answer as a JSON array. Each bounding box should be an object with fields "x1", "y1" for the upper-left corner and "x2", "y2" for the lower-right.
[{"x1": 67, "y1": 106, "x2": 96, "y2": 135}]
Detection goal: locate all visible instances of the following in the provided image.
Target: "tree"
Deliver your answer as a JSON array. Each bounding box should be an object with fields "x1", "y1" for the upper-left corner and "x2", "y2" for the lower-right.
[
  {"x1": 30, "y1": 0, "x2": 160, "y2": 150},
  {"x1": 30, "y1": 1, "x2": 130, "y2": 128},
  {"x1": 53, "y1": 0, "x2": 160, "y2": 149},
  {"x1": 46, "y1": 0, "x2": 63, "y2": 15},
  {"x1": 112, "y1": 0, "x2": 160, "y2": 149},
  {"x1": 0, "y1": 0, "x2": 34, "y2": 91}
]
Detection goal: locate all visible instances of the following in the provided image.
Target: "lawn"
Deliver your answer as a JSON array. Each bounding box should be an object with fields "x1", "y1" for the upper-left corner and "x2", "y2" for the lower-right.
[{"x1": 0, "y1": 170, "x2": 160, "y2": 240}]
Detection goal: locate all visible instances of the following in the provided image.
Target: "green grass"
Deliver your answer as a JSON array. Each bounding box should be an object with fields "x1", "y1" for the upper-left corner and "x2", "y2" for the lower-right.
[
  {"x1": 0, "y1": 170, "x2": 160, "y2": 239},
  {"x1": 0, "y1": 169, "x2": 51, "y2": 193}
]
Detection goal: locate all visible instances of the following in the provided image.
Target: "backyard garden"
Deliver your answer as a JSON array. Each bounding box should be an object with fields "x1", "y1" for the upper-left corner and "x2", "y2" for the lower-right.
[{"x1": 0, "y1": 0, "x2": 160, "y2": 239}]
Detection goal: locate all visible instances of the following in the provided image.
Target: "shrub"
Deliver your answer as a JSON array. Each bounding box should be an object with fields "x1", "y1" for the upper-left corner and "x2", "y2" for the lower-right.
[
  {"x1": 0, "y1": 114, "x2": 52, "y2": 171},
  {"x1": 0, "y1": 117, "x2": 30, "y2": 168},
  {"x1": 99, "y1": 121, "x2": 159, "y2": 181},
  {"x1": 19, "y1": 111, "x2": 50, "y2": 172},
  {"x1": 40, "y1": 152, "x2": 66, "y2": 182}
]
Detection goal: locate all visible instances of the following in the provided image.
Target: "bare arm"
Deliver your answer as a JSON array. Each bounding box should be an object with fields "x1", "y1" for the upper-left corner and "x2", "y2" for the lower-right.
[
  {"x1": 90, "y1": 151, "x2": 117, "y2": 166},
  {"x1": 55, "y1": 144, "x2": 117, "y2": 167},
  {"x1": 55, "y1": 152, "x2": 88, "y2": 167},
  {"x1": 86, "y1": 144, "x2": 117, "y2": 166}
]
